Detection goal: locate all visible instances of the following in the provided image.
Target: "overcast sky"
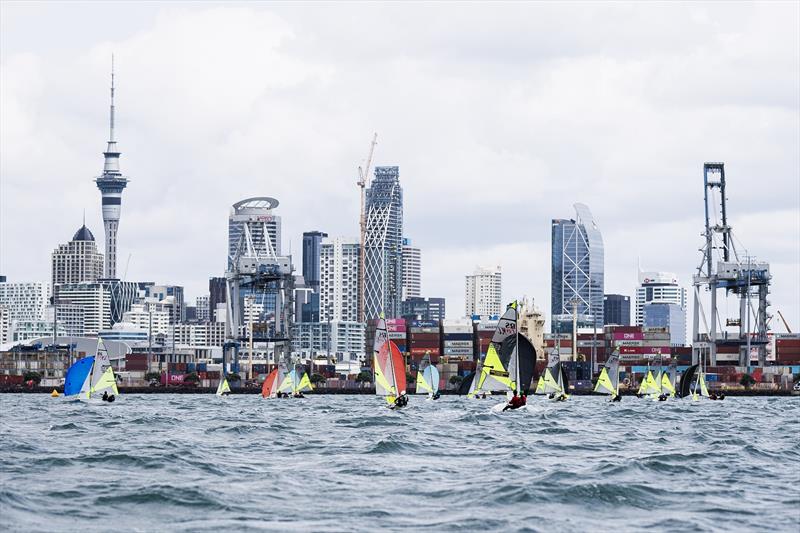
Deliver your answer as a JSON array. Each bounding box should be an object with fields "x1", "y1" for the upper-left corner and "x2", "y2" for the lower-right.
[{"x1": 1, "y1": 2, "x2": 798, "y2": 331}]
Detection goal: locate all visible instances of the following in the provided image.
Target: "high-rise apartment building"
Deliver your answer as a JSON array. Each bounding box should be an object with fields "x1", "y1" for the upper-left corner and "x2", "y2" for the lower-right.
[
  {"x1": 643, "y1": 302, "x2": 687, "y2": 346},
  {"x1": 227, "y1": 197, "x2": 282, "y2": 269},
  {"x1": 51, "y1": 225, "x2": 104, "y2": 294},
  {"x1": 46, "y1": 303, "x2": 86, "y2": 337},
  {"x1": 122, "y1": 304, "x2": 170, "y2": 335},
  {"x1": 319, "y1": 237, "x2": 360, "y2": 322},
  {"x1": 95, "y1": 63, "x2": 129, "y2": 279},
  {"x1": 402, "y1": 238, "x2": 421, "y2": 300},
  {"x1": 302, "y1": 231, "x2": 328, "y2": 293},
  {"x1": 551, "y1": 203, "x2": 604, "y2": 333},
  {"x1": 55, "y1": 280, "x2": 137, "y2": 334},
  {"x1": 465, "y1": 266, "x2": 502, "y2": 318},
  {"x1": 635, "y1": 271, "x2": 687, "y2": 342},
  {"x1": 603, "y1": 294, "x2": 631, "y2": 326},
  {"x1": 144, "y1": 284, "x2": 185, "y2": 323},
  {"x1": 195, "y1": 295, "x2": 210, "y2": 322},
  {"x1": 0, "y1": 281, "x2": 49, "y2": 324},
  {"x1": 364, "y1": 166, "x2": 403, "y2": 319},
  {"x1": 402, "y1": 297, "x2": 445, "y2": 322}
]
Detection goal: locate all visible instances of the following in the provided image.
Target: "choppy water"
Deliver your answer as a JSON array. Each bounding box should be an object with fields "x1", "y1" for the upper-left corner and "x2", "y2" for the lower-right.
[{"x1": 1, "y1": 394, "x2": 799, "y2": 532}]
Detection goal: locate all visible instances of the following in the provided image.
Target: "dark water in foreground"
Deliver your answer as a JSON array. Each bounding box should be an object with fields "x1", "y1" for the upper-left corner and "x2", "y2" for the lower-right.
[{"x1": 1, "y1": 395, "x2": 799, "y2": 532}]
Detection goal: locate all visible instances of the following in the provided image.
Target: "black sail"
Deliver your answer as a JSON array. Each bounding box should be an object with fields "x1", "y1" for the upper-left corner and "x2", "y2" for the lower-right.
[
  {"x1": 458, "y1": 372, "x2": 475, "y2": 396},
  {"x1": 517, "y1": 335, "x2": 537, "y2": 394},
  {"x1": 678, "y1": 364, "x2": 698, "y2": 398}
]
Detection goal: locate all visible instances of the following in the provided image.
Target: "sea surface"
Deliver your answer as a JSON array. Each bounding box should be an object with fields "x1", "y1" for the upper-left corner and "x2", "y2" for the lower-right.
[{"x1": 1, "y1": 394, "x2": 799, "y2": 532}]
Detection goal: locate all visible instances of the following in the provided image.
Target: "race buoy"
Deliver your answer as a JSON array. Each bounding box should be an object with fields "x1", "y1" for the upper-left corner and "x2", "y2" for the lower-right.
[{"x1": 51, "y1": 389, "x2": 59, "y2": 398}]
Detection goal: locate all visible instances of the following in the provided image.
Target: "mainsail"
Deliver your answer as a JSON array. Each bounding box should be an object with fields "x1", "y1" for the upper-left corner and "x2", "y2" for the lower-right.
[
  {"x1": 661, "y1": 361, "x2": 677, "y2": 397},
  {"x1": 262, "y1": 363, "x2": 287, "y2": 398},
  {"x1": 216, "y1": 378, "x2": 231, "y2": 396},
  {"x1": 88, "y1": 339, "x2": 118, "y2": 399},
  {"x1": 415, "y1": 353, "x2": 440, "y2": 396},
  {"x1": 373, "y1": 315, "x2": 406, "y2": 406},
  {"x1": 458, "y1": 372, "x2": 476, "y2": 396},
  {"x1": 594, "y1": 352, "x2": 620, "y2": 398},
  {"x1": 678, "y1": 364, "x2": 699, "y2": 398}
]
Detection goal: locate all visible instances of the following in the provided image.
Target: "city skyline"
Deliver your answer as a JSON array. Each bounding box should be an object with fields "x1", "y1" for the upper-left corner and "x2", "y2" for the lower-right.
[{"x1": 1, "y1": 3, "x2": 798, "y2": 329}]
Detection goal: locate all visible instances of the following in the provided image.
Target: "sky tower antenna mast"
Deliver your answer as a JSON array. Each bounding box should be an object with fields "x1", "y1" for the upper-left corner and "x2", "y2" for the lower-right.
[{"x1": 357, "y1": 133, "x2": 378, "y2": 323}]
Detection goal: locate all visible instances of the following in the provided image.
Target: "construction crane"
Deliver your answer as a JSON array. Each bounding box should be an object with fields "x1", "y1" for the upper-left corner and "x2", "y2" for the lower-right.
[
  {"x1": 357, "y1": 133, "x2": 378, "y2": 323},
  {"x1": 777, "y1": 310, "x2": 793, "y2": 334}
]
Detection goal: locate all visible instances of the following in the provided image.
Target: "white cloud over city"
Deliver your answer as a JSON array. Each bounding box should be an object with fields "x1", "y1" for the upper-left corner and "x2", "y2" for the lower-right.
[{"x1": 1, "y1": 2, "x2": 798, "y2": 328}]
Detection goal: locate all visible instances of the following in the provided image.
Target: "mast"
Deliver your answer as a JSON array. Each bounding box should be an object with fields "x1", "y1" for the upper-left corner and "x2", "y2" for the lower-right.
[{"x1": 515, "y1": 301, "x2": 521, "y2": 393}]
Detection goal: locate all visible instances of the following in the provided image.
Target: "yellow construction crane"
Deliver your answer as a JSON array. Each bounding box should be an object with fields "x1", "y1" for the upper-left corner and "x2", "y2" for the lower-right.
[{"x1": 357, "y1": 133, "x2": 378, "y2": 323}]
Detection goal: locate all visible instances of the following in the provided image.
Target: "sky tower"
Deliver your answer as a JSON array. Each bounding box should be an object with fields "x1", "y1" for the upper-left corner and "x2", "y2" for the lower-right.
[{"x1": 95, "y1": 57, "x2": 129, "y2": 279}]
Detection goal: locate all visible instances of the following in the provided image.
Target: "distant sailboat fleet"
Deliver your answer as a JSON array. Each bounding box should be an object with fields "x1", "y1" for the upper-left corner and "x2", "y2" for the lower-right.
[{"x1": 58, "y1": 301, "x2": 723, "y2": 408}]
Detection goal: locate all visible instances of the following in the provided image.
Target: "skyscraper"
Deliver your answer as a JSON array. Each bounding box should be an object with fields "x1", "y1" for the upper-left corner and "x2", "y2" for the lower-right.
[
  {"x1": 551, "y1": 203, "x2": 604, "y2": 333},
  {"x1": 95, "y1": 61, "x2": 129, "y2": 279},
  {"x1": 302, "y1": 231, "x2": 328, "y2": 293},
  {"x1": 465, "y1": 266, "x2": 502, "y2": 318},
  {"x1": 319, "y1": 237, "x2": 360, "y2": 322},
  {"x1": 603, "y1": 294, "x2": 631, "y2": 326},
  {"x1": 227, "y1": 197, "x2": 282, "y2": 269},
  {"x1": 51, "y1": 224, "x2": 104, "y2": 294},
  {"x1": 364, "y1": 166, "x2": 403, "y2": 319},
  {"x1": 401, "y1": 237, "x2": 421, "y2": 300},
  {"x1": 635, "y1": 271, "x2": 687, "y2": 325}
]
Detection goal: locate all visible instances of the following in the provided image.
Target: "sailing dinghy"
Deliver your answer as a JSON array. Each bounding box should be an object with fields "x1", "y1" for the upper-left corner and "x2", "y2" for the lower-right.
[
  {"x1": 216, "y1": 377, "x2": 231, "y2": 396},
  {"x1": 261, "y1": 361, "x2": 288, "y2": 398},
  {"x1": 594, "y1": 352, "x2": 621, "y2": 401},
  {"x1": 487, "y1": 302, "x2": 537, "y2": 411},
  {"x1": 415, "y1": 353, "x2": 441, "y2": 400},
  {"x1": 63, "y1": 339, "x2": 119, "y2": 403},
  {"x1": 373, "y1": 316, "x2": 408, "y2": 408}
]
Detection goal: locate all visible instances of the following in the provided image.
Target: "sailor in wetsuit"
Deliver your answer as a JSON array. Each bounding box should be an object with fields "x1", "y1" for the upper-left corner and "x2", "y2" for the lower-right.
[
  {"x1": 393, "y1": 391, "x2": 409, "y2": 409},
  {"x1": 432, "y1": 391, "x2": 441, "y2": 400},
  {"x1": 611, "y1": 392, "x2": 622, "y2": 402}
]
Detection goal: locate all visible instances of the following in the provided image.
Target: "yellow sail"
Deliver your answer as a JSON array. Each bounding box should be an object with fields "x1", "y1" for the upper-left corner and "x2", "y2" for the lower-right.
[
  {"x1": 277, "y1": 373, "x2": 294, "y2": 393},
  {"x1": 89, "y1": 366, "x2": 119, "y2": 397},
  {"x1": 543, "y1": 368, "x2": 561, "y2": 394},
  {"x1": 477, "y1": 344, "x2": 512, "y2": 391},
  {"x1": 661, "y1": 372, "x2": 676, "y2": 397},
  {"x1": 416, "y1": 370, "x2": 433, "y2": 394},
  {"x1": 534, "y1": 376, "x2": 545, "y2": 394},
  {"x1": 295, "y1": 372, "x2": 313, "y2": 392},
  {"x1": 594, "y1": 367, "x2": 615, "y2": 395},
  {"x1": 699, "y1": 372, "x2": 710, "y2": 398},
  {"x1": 216, "y1": 378, "x2": 231, "y2": 396}
]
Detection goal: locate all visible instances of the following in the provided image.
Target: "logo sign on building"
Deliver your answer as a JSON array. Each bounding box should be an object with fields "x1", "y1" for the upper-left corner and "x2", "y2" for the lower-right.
[{"x1": 613, "y1": 332, "x2": 644, "y2": 341}]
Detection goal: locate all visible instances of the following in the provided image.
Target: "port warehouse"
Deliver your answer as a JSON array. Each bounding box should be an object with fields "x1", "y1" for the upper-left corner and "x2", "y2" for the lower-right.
[{"x1": 2, "y1": 320, "x2": 799, "y2": 391}]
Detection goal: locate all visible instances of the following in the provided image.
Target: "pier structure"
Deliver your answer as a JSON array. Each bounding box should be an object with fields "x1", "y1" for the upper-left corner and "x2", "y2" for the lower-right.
[{"x1": 692, "y1": 163, "x2": 771, "y2": 367}]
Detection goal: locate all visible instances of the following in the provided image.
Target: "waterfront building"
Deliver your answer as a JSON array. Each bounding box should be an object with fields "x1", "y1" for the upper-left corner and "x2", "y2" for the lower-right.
[
  {"x1": 143, "y1": 284, "x2": 185, "y2": 323},
  {"x1": 643, "y1": 302, "x2": 687, "y2": 346},
  {"x1": 401, "y1": 297, "x2": 446, "y2": 322},
  {"x1": 634, "y1": 271, "x2": 687, "y2": 326},
  {"x1": 228, "y1": 197, "x2": 282, "y2": 269},
  {"x1": 171, "y1": 322, "x2": 226, "y2": 348},
  {"x1": 551, "y1": 203, "x2": 605, "y2": 333},
  {"x1": 209, "y1": 278, "x2": 226, "y2": 320},
  {"x1": 55, "y1": 280, "x2": 136, "y2": 334},
  {"x1": 0, "y1": 281, "x2": 49, "y2": 324},
  {"x1": 122, "y1": 303, "x2": 170, "y2": 335},
  {"x1": 291, "y1": 321, "x2": 365, "y2": 363},
  {"x1": 95, "y1": 63, "x2": 129, "y2": 279},
  {"x1": 195, "y1": 295, "x2": 210, "y2": 322},
  {"x1": 302, "y1": 231, "x2": 328, "y2": 293},
  {"x1": 603, "y1": 294, "x2": 631, "y2": 326},
  {"x1": 51, "y1": 225, "x2": 104, "y2": 294},
  {"x1": 98, "y1": 321, "x2": 149, "y2": 344},
  {"x1": 11, "y1": 319, "x2": 65, "y2": 343},
  {"x1": 46, "y1": 303, "x2": 86, "y2": 337},
  {"x1": 320, "y1": 237, "x2": 360, "y2": 322},
  {"x1": 402, "y1": 238, "x2": 421, "y2": 300},
  {"x1": 364, "y1": 166, "x2": 403, "y2": 319},
  {"x1": 465, "y1": 266, "x2": 502, "y2": 318},
  {"x1": 0, "y1": 306, "x2": 9, "y2": 344}
]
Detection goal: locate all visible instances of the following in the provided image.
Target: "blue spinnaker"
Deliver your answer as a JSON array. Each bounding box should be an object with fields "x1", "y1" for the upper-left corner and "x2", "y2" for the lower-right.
[{"x1": 64, "y1": 357, "x2": 95, "y2": 396}]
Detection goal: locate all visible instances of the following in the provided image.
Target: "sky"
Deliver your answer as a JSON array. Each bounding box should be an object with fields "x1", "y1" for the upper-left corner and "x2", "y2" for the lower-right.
[{"x1": 1, "y1": 1, "x2": 798, "y2": 332}]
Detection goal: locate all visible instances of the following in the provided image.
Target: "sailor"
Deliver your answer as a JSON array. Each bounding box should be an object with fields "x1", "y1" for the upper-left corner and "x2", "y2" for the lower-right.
[
  {"x1": 432, "y1": 391, "x2": 441, "y2": 400},
  {"x1": 107, "y1": 394, "x2": 115, "y2": 403},
  {"x1": 611, "y1": 393, "x2": 622, "y2": 402},
  {"x1": 718, "y1": 393, "x2": 725, "y2": 400},
  {"x1": 102, "y1": 391, "x2": 109, "y2": 402},
  {"x1": 658, "y1": 393, "x2": 668, "y2": 401},
  {"x1": 503, "y1": 390, "x2": 525, "y2": 411},
  {"x1": 482, "y1": 392, "x2": 487, "y2": 399}
]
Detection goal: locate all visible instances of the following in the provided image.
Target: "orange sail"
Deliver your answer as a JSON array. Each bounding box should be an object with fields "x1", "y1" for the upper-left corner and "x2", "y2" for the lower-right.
[
  {"x1": 261, "y1": 368, "x2": 278, "y2": 398},
  {"x1": 390, "y1": 340, "x2": 407, "y2": 394}
]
